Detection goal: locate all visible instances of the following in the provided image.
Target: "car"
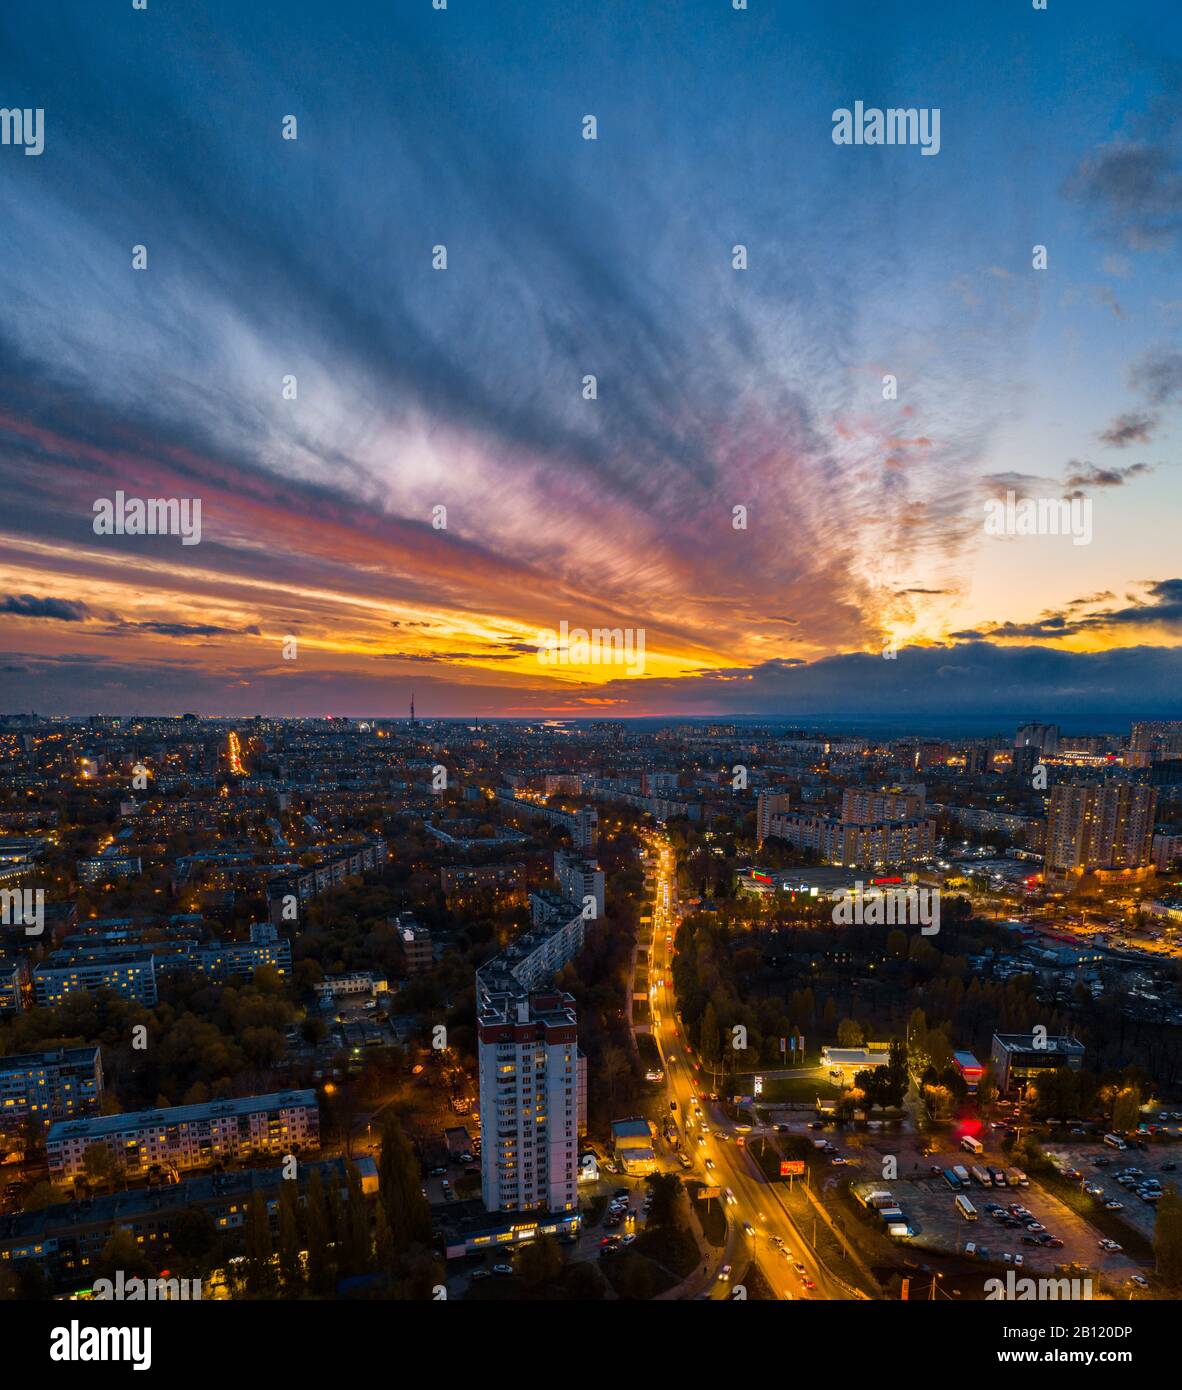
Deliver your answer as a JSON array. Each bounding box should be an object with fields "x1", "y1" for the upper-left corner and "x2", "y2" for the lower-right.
[
  {"x1": 1085, "y1": 1184, "x2": 1104, "y2": 1198},
  {"x1": 1014, "y1": 1254, "x2": 1024, "y2": 1267},
  {"x1": 808, "y1": 1121, "x2": 823, "y2": 1130},
  {"x1": 440, "y1": 1178, "x2": 451, "y2": 1190},
  {"x1": 743, "y1": 1222, "x2": 755, "y2": 1236},
  {"x1": 493, "y1": 1264, "x2": 513, "y2": 1276},
  {"x1": 717, "y1": 1264, "x2": 732, "y2": 1282},
  {"x1": 620, "y1": 1233, "x2": 637, "y2": 1247},
  {"x1": 929, "y1": 1165, "x2": 943, "y2": 1177},
  {"x1": 1025, "y1": 1222, "x2": 1045, "y2": 1233},
  {"x1": 1002, "y1": 1252, "x2": 1012, "y2": 1265},
  {"x1": 772, "y1": 1123, "x2": 788, "y2": 1133},
  {"x1": 1022, "y1": 1234, "x2": 1041, "y2": 1246},
  {"x1": 1163, "y1": 1162, "x2": 1177, "y2": 1172},
  {"x1": 792, "y1": 1261, "x2": 807, "y2": 1276},
  {"x1": 1099, "y1": 1239, "x2": 1122, "y2": 1252},
  {"x1": 696, "y1": 1135, "x2": 706, "y2": 1147},
  {"x1": 704, "y1": 1158, "x2": 716, "y2": 1170},
  {"x1": 1105, "y1": 1200, "x2": 1124, "y2": 1211},
  {"x1": 725, "y1": 1188, "x2": 736, "y2": 1205},
  {"x1": 799, "y1": 1273, "x2": 815, "y2": 1290},
  {"x1": 735, "y1": 1124, "x2": 751, "y2": 1134},
  {"x1": 429, "y1": 1166, "x2": 447, "y2": 1176},
  {"x1": 471, "y1": 1268, "x2": 491, "y2": 1280},
  {"x1": 770, "y1": 1234, "x2": 784, "y2": 1247},
  {"x1": 1130, "y1": 1274, "x2": 1150, "y2": 1289},
  {"x1": 1044, "y1": 1237, "x2": 1064, "y2": 1249}
]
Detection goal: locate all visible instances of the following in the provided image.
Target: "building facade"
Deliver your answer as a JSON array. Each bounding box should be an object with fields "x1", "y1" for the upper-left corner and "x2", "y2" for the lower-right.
[{"x1": 46, "y1": 1089, "x2": 319, "y2": 1183}]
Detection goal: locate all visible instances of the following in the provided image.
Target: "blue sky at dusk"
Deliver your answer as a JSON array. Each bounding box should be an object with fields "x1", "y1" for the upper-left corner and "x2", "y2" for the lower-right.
[{"x1": 0, "y1": 0, "x2": 1180, "y2": 724}]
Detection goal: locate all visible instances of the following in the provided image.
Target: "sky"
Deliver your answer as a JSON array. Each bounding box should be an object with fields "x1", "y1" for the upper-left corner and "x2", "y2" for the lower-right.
[{"x1": 0, "y1": 0, "x2": 1180, "y2": 728}]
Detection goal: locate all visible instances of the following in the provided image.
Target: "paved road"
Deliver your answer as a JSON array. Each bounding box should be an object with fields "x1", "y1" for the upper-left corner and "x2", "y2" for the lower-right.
[{"x1": 644, "y1": 831, "x2": 848, "y2": 1301}]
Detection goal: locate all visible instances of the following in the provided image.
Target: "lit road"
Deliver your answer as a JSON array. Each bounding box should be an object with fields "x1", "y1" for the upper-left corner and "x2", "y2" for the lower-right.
[
  {"x1": 227, "y1": 729, "x2": 245, "y2": 775},
  {"x1": 644, "y1": 832, "x2": 849, "y2": 1302}
]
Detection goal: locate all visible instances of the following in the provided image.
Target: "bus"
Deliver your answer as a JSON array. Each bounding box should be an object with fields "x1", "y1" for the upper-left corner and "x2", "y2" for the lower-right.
[
  {"x1": 988, "y1": 1166, "x2": 1008, "y2": 1187},
  {"x1": 1007, "y1": 1168, "x2": 1028, "y2": 1187},
  {"x1": 942, "y1": 1168, "x2": 962, "y2": 1191},
  {"x1": 952, "y1": 1165, "x2": 970, "y2": 1185},
  {"x1": 1103, "y1": 1134, "x2": 1127, "y2": 1150},
  {"x1": 955, "y1": 1194, "x2": 978, "y2": 1221},
  {"x1": 970, "y1": 1165, "x2": 992, "y2": 1187},
  {"x1": 961, "y1": 1135, "x2": 984, "y2": 1155}
]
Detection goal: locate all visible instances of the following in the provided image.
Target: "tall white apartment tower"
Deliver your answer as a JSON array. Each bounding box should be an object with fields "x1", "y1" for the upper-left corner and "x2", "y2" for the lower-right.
[
  {"x1": 756, "y1": 791, "x2": 792, "y2": 849},
  {"x1": 554, "y1": 849, "x2": 605, "y2": 923},
  {"x1": 574, "y1": 805, "x2": 598, "y2": 854},
  {"x1": 477, "y1": 989, "x2": 580, "y2": 1215}
]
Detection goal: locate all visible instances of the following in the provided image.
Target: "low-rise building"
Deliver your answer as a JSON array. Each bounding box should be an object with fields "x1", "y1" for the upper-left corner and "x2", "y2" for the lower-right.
[
  {"x1": 990, "y1": 1032, "x2": 1085, "y2": 1094},
  {"x1": 0, "y1": 1046, "x2": 103, "y2": 1134},
  {"x1": 46, "y1": 1089, "x2": 319, "y2": 1183}
]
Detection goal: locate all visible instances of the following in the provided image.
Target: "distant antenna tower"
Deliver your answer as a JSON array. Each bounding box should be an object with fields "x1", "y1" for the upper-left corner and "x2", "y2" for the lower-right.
[{"x1": 410, "y1": 691, "x2": 416, "y2": 725}]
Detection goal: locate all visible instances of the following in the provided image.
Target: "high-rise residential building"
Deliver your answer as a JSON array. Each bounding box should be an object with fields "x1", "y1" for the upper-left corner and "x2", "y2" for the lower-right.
[
  {"x1": 963, "y1": 745, "x2": 992, "y2": 776},
  {"x1": 1130, "y1": 721, "x2": 1182, "y2": 759},
  {"x1": 554, "y1": 849, "x2": 604, "y2": 923},
  {"x1": 756, "y1": 790, "x2": 792, "y2": 848},
  {"x1": 765, "y1": 812, "x2": 935, "y2": 867},
  {"x1": 397, "y1": 916, "x2": 433, "y2": 975},
  {"x1": 477, "y1": 988, "x2": 579, "y2": 1216},
  {"x1": 1152, "y1": 831, "x2": 1182, "y2": 872},
  {"x1": 1015, "y1": 723, "x2": 1060, "y2": 754},
  {"x1": 840, "y1": 787, "x2": 925, "y2": 825},
  {"x1": 574, "y1": 805, "x2": 598, "y2": 854},
  {"x1": 1044, "y1": 780, "x2": 1157, "y2": 880}
]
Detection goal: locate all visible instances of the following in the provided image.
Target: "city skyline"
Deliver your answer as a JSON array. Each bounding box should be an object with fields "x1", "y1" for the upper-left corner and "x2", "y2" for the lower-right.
[{"x1": 2, "y1": 1, "x2": 1181, "y2": 720}]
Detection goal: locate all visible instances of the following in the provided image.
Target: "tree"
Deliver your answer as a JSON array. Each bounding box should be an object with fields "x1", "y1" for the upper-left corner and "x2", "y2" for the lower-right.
[
  {"x1": 1112, "y1": 1085, "x2": 1142, "y2": 1134},
  {"x1": 516, "y1": 1236, "x2": 562, "y2": 1290},
  {"x1": 343, "y1": 1162, "x2": 373, "y2": 1277},
  {"x1": 699, "y1": 1002, "x2": 720, "y2": 1066},
  {"x1": 95, "y1": 1228, "x2": 156, "y2": 1283},
  {"x1": 169, "y1": 1206, "x2": 218, "y2": 1272},
  {"x1": 837, "y1": 1018, "x2": 864, "y2": 1047},
  {"x1": 243, "y1": 1192, "x2": 276, "y2": 1297},
  {"x1": 277, "y1": 1181, "x2": 304, "y2": 1297},
  {"x1": 303, "y1": 1168, "x2": 334, "y2": 1296},
  {"x1": 1154, "y1": 1186, "x2": 1182, "y2": 1286},
  {"x1": 81, "y1": 1142, "x2": 121, "y2": 1190},
  {"x1": 378, "y1": 1116, "x2": 430, "y2": 1249}
]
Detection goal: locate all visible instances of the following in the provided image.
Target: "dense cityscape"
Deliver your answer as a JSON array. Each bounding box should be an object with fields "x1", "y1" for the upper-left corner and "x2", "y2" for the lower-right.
[
  {"x1": 2, "y1": 0, "x2": 1181, "y2": 1367},
  {"x1": 1, "y1": 709, "x2": 1181, "y2": 1314}
]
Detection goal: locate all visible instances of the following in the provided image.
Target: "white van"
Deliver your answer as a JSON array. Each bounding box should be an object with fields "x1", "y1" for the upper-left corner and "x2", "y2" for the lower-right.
[{"x1": 1103, "y1": 1133, "x2": 1127, "y2": 1150}]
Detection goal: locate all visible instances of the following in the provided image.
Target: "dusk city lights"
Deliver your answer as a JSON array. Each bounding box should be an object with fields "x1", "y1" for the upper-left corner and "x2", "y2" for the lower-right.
[{"x1": 1, "y1": 0, "x2": 1181, "y2": 1369}]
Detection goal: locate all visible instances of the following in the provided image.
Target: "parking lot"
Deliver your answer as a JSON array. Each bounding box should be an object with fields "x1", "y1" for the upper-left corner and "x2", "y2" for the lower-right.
[{"x1": 1043, "y1": 1139, "x2": 1180, "y2": 1244}]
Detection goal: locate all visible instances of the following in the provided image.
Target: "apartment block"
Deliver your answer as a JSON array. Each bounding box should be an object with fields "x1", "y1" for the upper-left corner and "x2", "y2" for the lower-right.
[
  {"x1": 477, "y1": 989, "x2": 579, "y2": 1216},
  {"x1": 46, "y1": 1089, "x2": 319, "y2": 1183},
  {"x1": 1044, "y1": 781, "x2": 1156, "y2": 881},
  {"x1": 0, "y1": 1047, "x2": 103, "y2": 1135},
  {"x1": 33, "y1": 950, "x2": 158, "y2": 1007}
]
